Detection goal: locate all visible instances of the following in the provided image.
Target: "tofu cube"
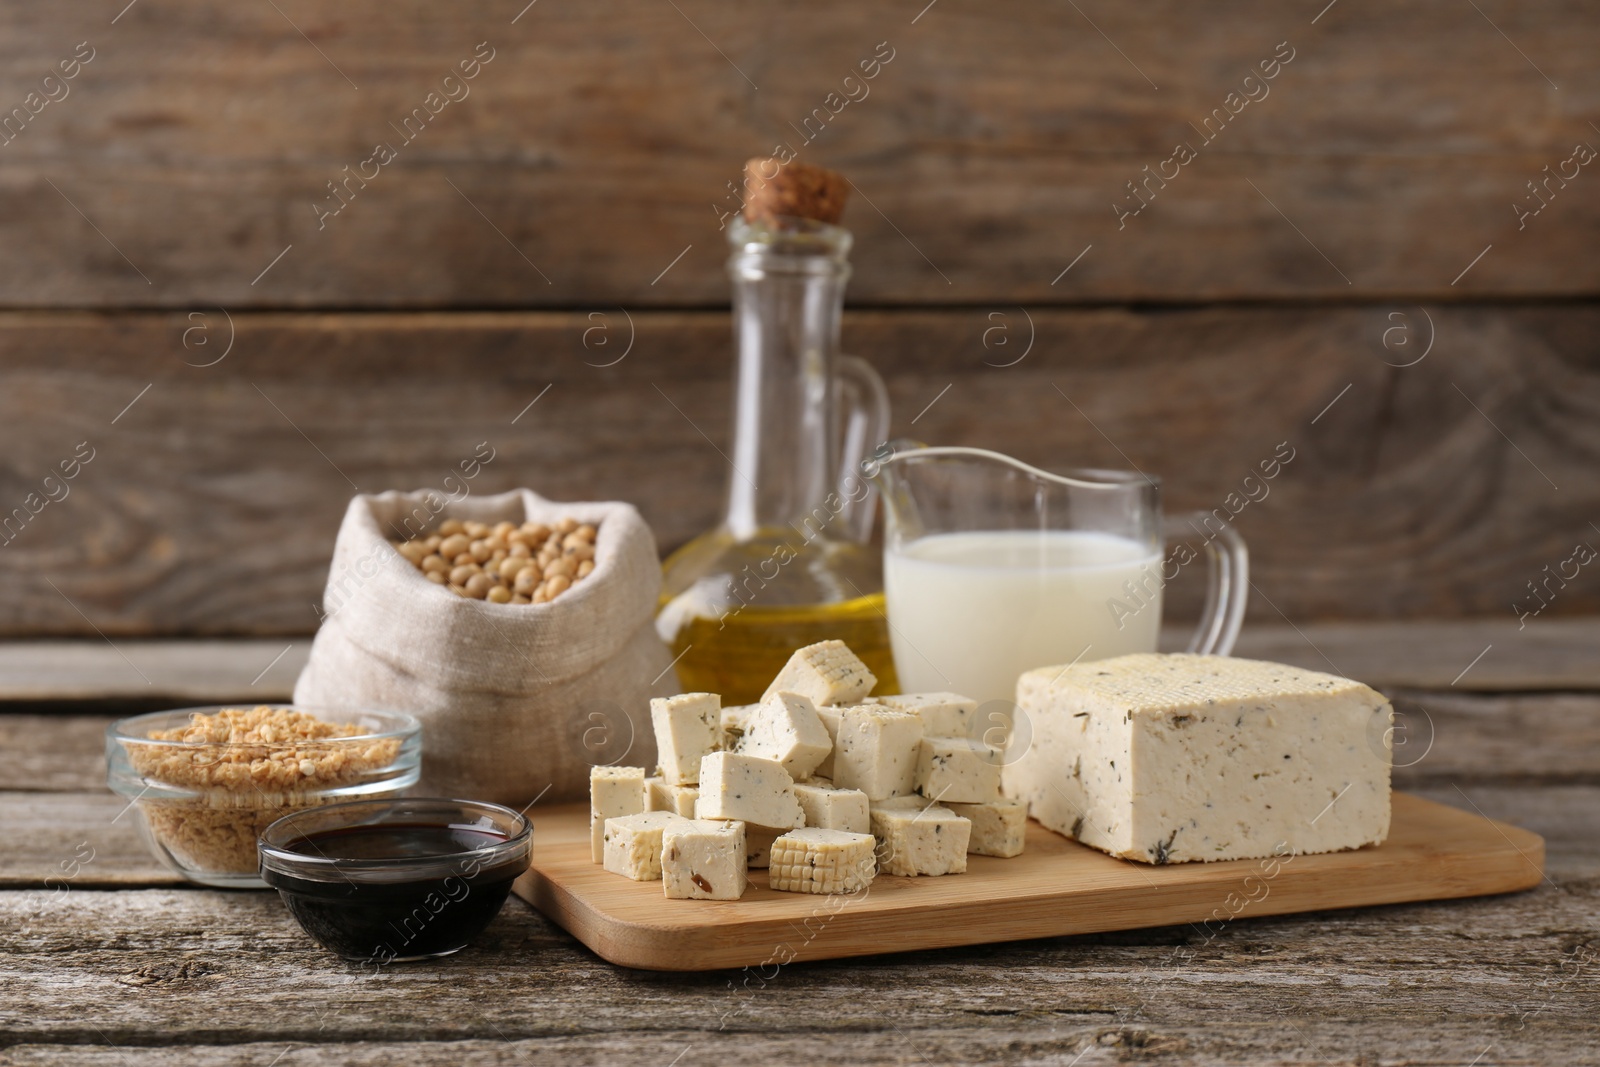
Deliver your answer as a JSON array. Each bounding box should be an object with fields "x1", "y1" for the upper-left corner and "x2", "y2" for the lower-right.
[
  {"x1": 1004, "y1": 653, "x2": 1393, "y2": 864},
  {"x1": 870, "y1": 802, "x2": 970, "y2": 876},
  {"x1": 589, "y1": 765, "x2": 646, "y2": 863},
  {"x1": 650, "y1": 692, "x2": 722, "y2": 786},
  {"x1": 946, "y1": 798, "x2": 1027, "y2": 857},
  {"x1": 661, "y1": 820, "x2": 747, "y2": 900},
  {"x1": 793, "y1": 779, "x2": 870, "y2": 835},
  {"x1": 768, "y1": 828, "x2": 877, "y2": 895},
  {"x1": 736, "y1": 691, "x2": 833, "y2": 780},
  {"x1": 694, "y1": 752, "x2": 804, "y2": 829},
  {"x1": 762, "y1": 640, "x2": 876, "y2": 706},
  {"x1": 834, "y1": 707, "x2": 924, "y2": 800},
  {"x1": 646, "y1": 776, "x2": 699, "y2": 819},
  {"x1": 602, "y1": 811, "x2": 691, "y2": 880},
  {"x1": 813, "y1": 705, "x2": 844, "y2": 779},
  {"x1": 915, "y1": 737, "x2": 1002, "y2": 804},
  {"x1": 876, "y1": 692, "x2": 980, "y2": 739}
]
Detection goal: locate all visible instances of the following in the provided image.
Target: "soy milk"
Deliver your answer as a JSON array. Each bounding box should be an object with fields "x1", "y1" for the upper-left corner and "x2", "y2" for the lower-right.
[{"x1": 885, "y1": 530, "x2": 1162, "y2": 706}]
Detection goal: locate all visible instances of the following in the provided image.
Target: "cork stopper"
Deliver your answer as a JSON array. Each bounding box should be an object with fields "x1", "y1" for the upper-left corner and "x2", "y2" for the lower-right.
[{"x1": 742, "y1": 157, "x2": 849, "y2": 226}]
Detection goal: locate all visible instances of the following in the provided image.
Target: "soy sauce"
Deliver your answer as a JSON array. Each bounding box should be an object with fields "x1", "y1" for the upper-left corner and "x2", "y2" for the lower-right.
[{"x1": 262, "y1": 823, "x2": 524, "y2": 964}]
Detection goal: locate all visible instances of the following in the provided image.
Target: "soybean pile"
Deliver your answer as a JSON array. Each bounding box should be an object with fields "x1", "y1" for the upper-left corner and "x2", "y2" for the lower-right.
[{"x1": 395, "y1": 517, "x2": 598, "y2": 604}]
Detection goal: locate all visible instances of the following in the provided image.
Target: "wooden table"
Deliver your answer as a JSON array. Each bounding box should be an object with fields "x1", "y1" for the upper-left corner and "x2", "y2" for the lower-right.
[{"x1": 3, "y1": 637, "x2": 1597, "y2": 1066}]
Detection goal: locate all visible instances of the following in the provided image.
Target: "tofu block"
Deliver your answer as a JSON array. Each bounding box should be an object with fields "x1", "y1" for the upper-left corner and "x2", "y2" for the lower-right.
[
  {"x1": 1004, "y1": 653, "x2": 1393, "y2": 864},
  {"x1": 834, "y1": 706, "x2": 924, "y2": 800},
  {"x1": 946, "y1": 798, "x2": 1027, "y2": 857},
  {"x1": 646, "y1": 776, "x2": 699, "y2": 819},
  {"x1": 650, "y1": 692, "x2": 722, "y2": 786},
  {"x1": 876, "y1": 692, "x2": 980, "y2": 739},
  {"x1": 661, "y1": 820, "x2": 747, "y2": 900},
  {"x1": 793, "y1": 779, "x2": 870, "y2": 835},
  {"x1": 762, "y1": 640, "x2": 876, "y2": 707},
  {"x1": 694, "y1": 752, "x2": 804, "y2": 829},
  {"x1": 813, "y1": 705, "x2": 844, "y2": 780},
  {"x1": 870, "y1": 802, "x2": 970, "y2": 876},
  {"x1": 736, "y1": 691, "x2": 833, "y2": 780},
  {"x1": 602, "y1": 811, "x2": 691, "y2": 880},
  {"x1": 768, "y1": 828, "x2": 877, "y2": 894},
  {"x1": 742, "y1": 824, "x2": 783, "y2": 868},
  {"x1": 589, "y1": 765, "x2": 646, "y2": 863},
  {"x1": 915, "y1": 737, "x2": 1002, "y2": 804},
  {"x1": 720, "y1": 704, "x2": 757, "y2": 745}
]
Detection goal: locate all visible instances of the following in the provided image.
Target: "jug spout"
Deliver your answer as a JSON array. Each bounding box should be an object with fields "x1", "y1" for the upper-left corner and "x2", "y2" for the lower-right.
[
  {"x1": 867, "y1": 441, "x2": 1164, "y2": 553},
  {"x1": 861, "y1": 437, "x2": 929, "y2": 540}
]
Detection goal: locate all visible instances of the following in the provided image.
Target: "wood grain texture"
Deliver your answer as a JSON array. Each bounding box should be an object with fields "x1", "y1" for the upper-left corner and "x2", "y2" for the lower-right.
[
  {"x1": 1390, "y1": 690, "x2": 1600, "y2": 786},
  {"x1": 0, "y1": 877, "x2": 1593, "y2": 1056},
  {"x1": 1408, "y1": 783, "x2": 1600, "y2": 881},
  {"x1": 0, "y1": 642, "x2": 305, "y2": 703},
  {"x1": 4, "y1": 1024, "x2": 1600, "y2": 1067},
  {"x1": 0, "y1": 715, "x2": 111, "y2": 792},
  {"x1": 1, "y1": 305, "x2": 1596, "y2": 635},
  {"x1": 1, "y1": 2, "x2": 1597, "y2": 307},
  {"x1": 1228, "y1": 617, "x2": 1600, "y2": 692},
  {"x1": 0, "y1": 792, "x2": 178, "y2": 888}
]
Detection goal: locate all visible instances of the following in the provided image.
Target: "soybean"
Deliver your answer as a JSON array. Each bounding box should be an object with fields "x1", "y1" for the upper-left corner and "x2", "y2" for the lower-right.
[{"x1": 393, "y1": 517, "x2": 600, "y2": 606}]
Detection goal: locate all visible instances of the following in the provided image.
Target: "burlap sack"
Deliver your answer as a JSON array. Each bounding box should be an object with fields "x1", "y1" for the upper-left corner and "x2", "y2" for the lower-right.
[{"x1": 294, "y1": 489, "x2": 673, "y2": 805}]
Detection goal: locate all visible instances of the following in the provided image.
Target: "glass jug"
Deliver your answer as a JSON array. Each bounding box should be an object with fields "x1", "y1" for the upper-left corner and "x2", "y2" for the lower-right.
[
  {"x1": 869, "y1": 442, "x2": 1248, "y2": 706},
  {"x1": 657, "y1": 216, "x2": 893, "y2": 703}
]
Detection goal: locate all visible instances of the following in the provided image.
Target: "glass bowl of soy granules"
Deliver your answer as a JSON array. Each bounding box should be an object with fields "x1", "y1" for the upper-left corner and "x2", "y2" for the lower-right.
[{"x1": 108, "y1": 705, "x2": 421, "y2": 888}]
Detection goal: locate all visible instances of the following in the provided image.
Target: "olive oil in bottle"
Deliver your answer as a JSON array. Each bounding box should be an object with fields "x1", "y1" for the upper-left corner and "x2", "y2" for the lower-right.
[{"x1": 656, "y1": 163, "x2": 894, "y2": 704}]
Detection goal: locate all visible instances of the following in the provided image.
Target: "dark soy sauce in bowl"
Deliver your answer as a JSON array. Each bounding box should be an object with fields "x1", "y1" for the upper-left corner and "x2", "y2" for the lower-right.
[{"x1": 259, "y1": 799, "x2": 532, "y2": 963}]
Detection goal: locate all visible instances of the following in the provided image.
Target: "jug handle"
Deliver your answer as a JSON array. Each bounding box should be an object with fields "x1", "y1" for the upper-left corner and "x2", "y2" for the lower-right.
[
  {"x1": 1169, "y1": 513, "x2": 1249, "y2": 656},
  {"x1": 835, "y1": 354, "x2": 891, "y2": 544}
]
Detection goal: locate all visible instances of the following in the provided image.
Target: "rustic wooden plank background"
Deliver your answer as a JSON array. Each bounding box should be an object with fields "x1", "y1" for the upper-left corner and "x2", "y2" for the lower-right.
[
  {"x1": 1, "y1": 1, "x2": 1597, "y2": 306},
  {"x1": 0, "y1": 307, "x2": 1595, "y2": 634},
  {"x1": 0, "y1": 0, "x2": 1594, "y2": 637}
]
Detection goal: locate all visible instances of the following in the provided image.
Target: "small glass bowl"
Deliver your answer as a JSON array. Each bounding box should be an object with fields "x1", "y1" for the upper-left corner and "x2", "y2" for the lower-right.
[
  {"x1": 259, "y1": 798, "x2": 532, "y2": 963},
  {"x1": 107, "y1": 705, "x2": 421, "y2": 889}
]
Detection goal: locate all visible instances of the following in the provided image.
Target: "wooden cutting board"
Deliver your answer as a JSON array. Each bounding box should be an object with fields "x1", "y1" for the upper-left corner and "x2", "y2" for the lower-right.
[{"x1": 511, "y1": 793, "x2": 1544, "y2": 971}]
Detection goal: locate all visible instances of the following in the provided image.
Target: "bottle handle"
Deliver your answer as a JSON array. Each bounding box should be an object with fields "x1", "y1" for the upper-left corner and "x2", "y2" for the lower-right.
[
  {"x1": 1169, "y1": 512, "x2": 1249, "y2": 655},
  {"x1": 835, "y1": 354, "x2": 891, "y2": 544}
]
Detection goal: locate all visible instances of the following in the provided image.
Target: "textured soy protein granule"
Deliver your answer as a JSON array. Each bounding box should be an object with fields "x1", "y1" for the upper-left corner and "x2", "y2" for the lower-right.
[{"x1": 125, "y1": 706, "x2": 401, "y2": 874}]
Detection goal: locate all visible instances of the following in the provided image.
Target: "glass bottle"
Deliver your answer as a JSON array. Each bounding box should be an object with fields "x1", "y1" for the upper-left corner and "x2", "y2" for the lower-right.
[{"x1": 657, "y1": 214, "x2": 895, "y2": 703}]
